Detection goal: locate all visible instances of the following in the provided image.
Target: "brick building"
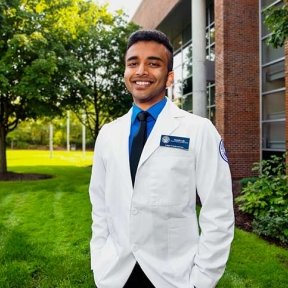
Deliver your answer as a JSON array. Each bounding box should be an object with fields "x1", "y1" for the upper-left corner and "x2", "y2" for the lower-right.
[{"x1": 131, "y1": 0, "x2": 287, "y2": 179}]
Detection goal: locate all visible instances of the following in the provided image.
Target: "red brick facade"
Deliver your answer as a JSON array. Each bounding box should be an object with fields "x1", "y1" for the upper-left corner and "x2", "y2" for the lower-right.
[{"x1": 215, "y1": 0, "x2": 260, "y2": 179}]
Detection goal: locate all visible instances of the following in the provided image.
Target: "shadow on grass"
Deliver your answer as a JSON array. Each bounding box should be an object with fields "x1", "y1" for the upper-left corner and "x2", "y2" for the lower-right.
[
  {"x1": 0, "y1": 223, "x2": 94, "y2": 288},
  {"x1": 0, "y1": 172, "x2": 53, "y2": 182}
]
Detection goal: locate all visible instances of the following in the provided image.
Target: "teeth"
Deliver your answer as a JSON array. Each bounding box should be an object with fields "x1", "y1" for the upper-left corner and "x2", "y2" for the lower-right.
[{"x1": 136, "y1": 81, "x2": 150, "y2": 86}]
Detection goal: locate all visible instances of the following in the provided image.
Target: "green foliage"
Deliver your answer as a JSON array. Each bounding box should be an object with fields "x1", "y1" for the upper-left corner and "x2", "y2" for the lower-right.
[
  {"x1": 7, "y1": 114, "x2": 94, "y2": 149},
  {"x1": 264, "y1": 3, "x2": 288, "y2": 48},
  {"x1": 0, "y1": 0, "x2": 137, "y2": 172},
  {"x1": 236, "y1": 154, "x2": 288, "y2": 244},
  {"x1": 252, "y1": 209, "x2": 288, "y2": 244},
  {"x1": 66, "y1": 13, "x2": 139, "y2": 139},
  {"x1": 239, "y1": 177, "x2": 257, "y2": 189}
]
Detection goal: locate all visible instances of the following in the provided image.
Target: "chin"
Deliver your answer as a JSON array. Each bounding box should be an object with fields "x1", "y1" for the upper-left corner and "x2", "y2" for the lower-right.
[{"x1": 133, "y1": 94, "x2": 150, "y2": 101}]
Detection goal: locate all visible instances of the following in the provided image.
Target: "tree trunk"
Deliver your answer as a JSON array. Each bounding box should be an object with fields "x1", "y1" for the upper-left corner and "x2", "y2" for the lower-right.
[{"x1": 0, "y1": 123, "x2": 7, "y2": 174}]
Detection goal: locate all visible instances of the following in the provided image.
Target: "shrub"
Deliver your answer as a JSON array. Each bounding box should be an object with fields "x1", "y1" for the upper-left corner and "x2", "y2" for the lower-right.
[
  {"x1": 236, "y1": 154, "x2": 288, "y2": 244},
  {"x1": 239, "y1": 177, "x2": 257, "y2": 189},
  {"x1": 252, "y1": 208, "x2": 288, "y2": 245}
]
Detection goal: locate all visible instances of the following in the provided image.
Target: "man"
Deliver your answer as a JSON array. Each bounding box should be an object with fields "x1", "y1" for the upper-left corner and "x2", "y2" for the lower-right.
[{"x1": 89, "y1": 29, "x2": 234, "y2": 288}]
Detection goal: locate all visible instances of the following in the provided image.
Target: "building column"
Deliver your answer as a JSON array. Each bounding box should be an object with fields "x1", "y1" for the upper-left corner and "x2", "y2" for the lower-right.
[
  {"x1": 192, "y1": 0, "x2": 206, "y2": 117},
  {"x1": 215, "y1": 0, "x2": 260, "y2": 179}
]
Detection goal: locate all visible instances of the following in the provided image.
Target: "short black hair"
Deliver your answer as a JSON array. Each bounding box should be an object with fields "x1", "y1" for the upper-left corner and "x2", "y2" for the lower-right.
[{"x1": 126, "y1": 29, "x2": 174, "y2": 72}]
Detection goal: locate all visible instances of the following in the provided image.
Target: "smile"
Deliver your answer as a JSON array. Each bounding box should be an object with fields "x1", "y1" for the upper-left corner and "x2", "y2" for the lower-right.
[{"x1": 135, "y1": 81, "x2": 152, "y2": 86}]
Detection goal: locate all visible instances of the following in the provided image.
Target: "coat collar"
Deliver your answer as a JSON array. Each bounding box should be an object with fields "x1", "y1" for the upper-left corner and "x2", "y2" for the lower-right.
[
  {"x1": 138, "y1": 98, "x2": 184, "y2": 167},
  {"x1": 113, "y1": 98, "x2": 185, "y2": 191}
]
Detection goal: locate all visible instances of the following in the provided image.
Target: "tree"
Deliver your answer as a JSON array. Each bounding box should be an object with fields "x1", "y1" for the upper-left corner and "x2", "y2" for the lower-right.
[
  {"x1": 0, "y1": 0, "x2": 110, "y2": 173},
  {"x1": 66, "y1": 12, "x2": 138, "y2": 140},
  {"x1": 264, "y1": 2, "x2": 288, "y2": 48}
]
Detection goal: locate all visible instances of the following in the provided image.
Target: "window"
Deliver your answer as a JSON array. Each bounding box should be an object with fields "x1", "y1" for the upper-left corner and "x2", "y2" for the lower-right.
[
  {"x1": 171, "y1": 0, "x2": 215, "y2": 120},
  {"x1": 262, "y1": 61, "x2": 285, "y2": 92},
  {"x1": 262, "y1": 91, "x2": 285, "y2": 121},
  {"x1": 262, "y1": 121, "x2": 285, "y2": 150},
  {"x1": 261, "y1": 0, "x2": 285, "y2": 153}
]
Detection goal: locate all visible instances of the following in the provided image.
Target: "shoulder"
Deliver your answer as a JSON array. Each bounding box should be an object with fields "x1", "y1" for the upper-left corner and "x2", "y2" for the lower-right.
[
  {"x1": 168, "y1": 100, "x2": 211, "y2": 127},
  {"x1": 166, "y1": 100, "x2": 220, "y2": 140},
  {"x1": 99, "y1": 110, "x2": 131, "y2": 134}
]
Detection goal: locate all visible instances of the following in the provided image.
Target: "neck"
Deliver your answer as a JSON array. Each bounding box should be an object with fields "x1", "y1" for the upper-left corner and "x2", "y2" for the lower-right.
[{"x1": 133, "y1": 96, "x2": 166, "y2": 111}]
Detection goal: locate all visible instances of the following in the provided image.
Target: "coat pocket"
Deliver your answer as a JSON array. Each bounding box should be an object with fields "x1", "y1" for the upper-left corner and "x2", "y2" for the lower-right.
[
  {"x1": 168, "y1": 216, "x2": 198, "y2": 275},
  {"x1": 91, "y1": 235, "x2": 118, "y2": 283},
  {"x1": 147, "y1": 153, "x2": 195, "y2": 206}
]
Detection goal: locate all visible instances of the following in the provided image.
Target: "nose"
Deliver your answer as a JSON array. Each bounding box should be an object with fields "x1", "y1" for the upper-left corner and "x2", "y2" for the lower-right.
[{"x1": 136, "y1": 63, "x2": 148, "y2": 75}]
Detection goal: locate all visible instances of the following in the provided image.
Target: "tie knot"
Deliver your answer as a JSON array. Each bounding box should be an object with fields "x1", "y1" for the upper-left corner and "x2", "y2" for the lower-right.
[{"x1": 137, "y1": 111, "x2": 149, "y2": 121}]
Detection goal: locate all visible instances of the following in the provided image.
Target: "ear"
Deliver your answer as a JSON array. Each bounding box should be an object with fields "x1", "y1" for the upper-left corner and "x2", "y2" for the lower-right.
[{"x1": 166, "y1": 71, "x2": 174, "y2": 88}]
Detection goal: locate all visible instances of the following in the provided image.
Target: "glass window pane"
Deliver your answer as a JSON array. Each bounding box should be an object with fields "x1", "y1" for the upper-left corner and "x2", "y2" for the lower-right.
[
  {"x1": 206, "y1": 44, "x2": 215, "y2": 61},
  {"x1": 207, "y1": 84, "x2": 215, "y2": 106},
  {"x1": 183, "y1": 77, "x2": 192, "y2": 95},
  {"x1": 262, "y1": 0, "x2": 280, "y2": 9},
  {"x1": 182, "y1": 25, "x2": 191, "y2": 45},
  {"x1": 183, "y1": 44, "x2": 192, "y2": 62},
  {"x1": 183, "y1": 44, "x2": 192, "y2": 79},
  {"x1": 173, "y1": 52, "x2": 182, "y2": 69},
  {"x1": 262, "y1": 121, "x2": 285, "y2": 150},
  {"x1": 183, "y1": 61, "x2": 192, "y2": 79},
  {"x1": 206, "y1": 1, "x2": 214, "y2": 25},
  {"x1": 172, "y1": 34, "x2": 182, "y2": 52},
  {"x1": 262, "y1": 60, "x2": 285, "y2": 92},
  {"x1": 262, "y1": 39, "x2": 284, "y2": 64},
  {"x1": 262, "y1": 91, "x2": 285, "y2": 120},
  {"x1": 206, "y1": 27, "x2": 215, "y2": 46},
  {"x1": 208, "y1": 106, "x2": 216, "y2": 124},
  {"x1": 182, "y1": 93, "x2": 192, "y2": 112},
  {"x1": 173, "y1": 66, "x2": 182, "y2": 98}
]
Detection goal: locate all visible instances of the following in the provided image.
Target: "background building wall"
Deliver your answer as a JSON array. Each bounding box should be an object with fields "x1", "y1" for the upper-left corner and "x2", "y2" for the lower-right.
[
  {"x1": 215, "y1": 0, "x2": 260, "y2": 178},
  {"x1": 132, "y1": 0, "x2": 287, "y2": 179},
  {"x1": 132, "y1": 0, "x2": 181, "y2": 29}
]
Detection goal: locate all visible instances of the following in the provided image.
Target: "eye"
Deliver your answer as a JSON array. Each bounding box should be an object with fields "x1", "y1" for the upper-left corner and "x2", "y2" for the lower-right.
[
  {"x1": 148, "y1": 62, "x2": 160, "y2": 67},
  {"x1": 127, "y1": 62, "x2": 138, "y2": 67}
]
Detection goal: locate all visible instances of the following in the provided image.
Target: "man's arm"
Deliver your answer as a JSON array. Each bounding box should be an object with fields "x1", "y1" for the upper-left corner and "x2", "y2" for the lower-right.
[
  {"x1": 89, "y1": 125, "x2": 109, "y2": 268},
  {"x1": 190, "y1": 119, "x2": 235, "y2": 288}
]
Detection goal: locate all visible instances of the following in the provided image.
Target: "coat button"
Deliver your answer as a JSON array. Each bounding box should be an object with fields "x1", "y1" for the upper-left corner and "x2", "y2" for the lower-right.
[
  {"x1": 131, "y1": 208, "x2": 138, "y2": 215},
  {"x1": 132, "y1": 244, "x2": 139, "y2": 252}
]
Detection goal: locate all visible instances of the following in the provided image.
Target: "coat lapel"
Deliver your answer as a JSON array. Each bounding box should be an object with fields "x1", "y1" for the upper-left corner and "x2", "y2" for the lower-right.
[
  {"x1": 138, "y1": 99, "x2": 183, "y2": 167},
  {"x1": 113, "y1": 109, "x2": 133, "y2": 190}
]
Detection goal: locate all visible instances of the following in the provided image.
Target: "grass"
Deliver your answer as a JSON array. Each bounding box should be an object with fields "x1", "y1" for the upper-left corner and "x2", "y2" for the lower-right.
[
  {"x1": 0, "y1": 150, "x2": 95, "y2": 288},
  {"x1": 0, "y1": 149, "x2": 288, "y2": 287}
]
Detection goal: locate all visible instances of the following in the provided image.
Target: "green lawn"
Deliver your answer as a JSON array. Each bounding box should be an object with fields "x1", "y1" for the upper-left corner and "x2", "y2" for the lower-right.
[{"x1": 0, "y1": 150, "x2": 288, "y2": 287}]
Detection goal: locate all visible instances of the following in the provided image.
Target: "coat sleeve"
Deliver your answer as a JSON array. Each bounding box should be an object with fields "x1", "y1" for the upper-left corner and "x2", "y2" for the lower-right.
[
  {"x1": 89, "y1": 125, "x2": 109, "y2": 269},
  {"x1": 190, "y1": 119, "x2": 235, "y2": 288}
]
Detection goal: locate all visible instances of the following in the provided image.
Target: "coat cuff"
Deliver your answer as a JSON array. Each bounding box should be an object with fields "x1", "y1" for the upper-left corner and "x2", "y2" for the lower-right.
[{"x1": 190, "y1": 266, "x2": 216, "y2": 288}]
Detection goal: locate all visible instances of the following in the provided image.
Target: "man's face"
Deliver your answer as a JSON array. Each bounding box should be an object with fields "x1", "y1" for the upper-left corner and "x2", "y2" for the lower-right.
[{"x1": 124, "y1": 41, "x2": 174, "y2": 109}]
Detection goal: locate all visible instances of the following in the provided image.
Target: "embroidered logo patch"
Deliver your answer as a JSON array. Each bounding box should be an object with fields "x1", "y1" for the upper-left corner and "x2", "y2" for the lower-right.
[
  {"x1": 161, "y1": 135, "x2": 170, "y2": 144},
  {"x1": 160, "y1": 135, "x2": 190, "y2": 150},
  {"x1": 219, "y1": 139, "x2": 228, "y2": 162}
]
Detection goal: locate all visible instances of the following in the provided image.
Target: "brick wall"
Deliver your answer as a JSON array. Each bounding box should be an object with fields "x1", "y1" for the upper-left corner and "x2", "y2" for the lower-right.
[{"x1": 215, "y1": 0, "x2": 260, "y2": 179}]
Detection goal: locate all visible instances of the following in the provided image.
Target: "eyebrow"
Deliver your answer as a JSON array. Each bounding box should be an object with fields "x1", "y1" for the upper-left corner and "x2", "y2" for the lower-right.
[{"x1": 126, "y1": 56, "x2": 164, "y2": 62}]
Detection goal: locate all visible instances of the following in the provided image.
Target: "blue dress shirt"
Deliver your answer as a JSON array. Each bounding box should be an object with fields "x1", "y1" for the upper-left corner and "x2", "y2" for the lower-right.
[{"x1": 129, "y1": 97, "x2": 167, "y2": 154}]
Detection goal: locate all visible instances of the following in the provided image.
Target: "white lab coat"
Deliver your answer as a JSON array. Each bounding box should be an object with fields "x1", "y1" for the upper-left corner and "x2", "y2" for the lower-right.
[{"x1": 89, "y1": 98, "x2": 234, "y2": 288}]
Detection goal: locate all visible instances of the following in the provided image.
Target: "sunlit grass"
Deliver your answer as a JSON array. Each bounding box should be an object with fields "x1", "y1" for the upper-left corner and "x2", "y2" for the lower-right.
[
  {"x1": 1, "y1": 149, "x2": 95, "y2": 287},
  {"x1": 7, "y1": 149, "x2": 93, "y2": 168}
]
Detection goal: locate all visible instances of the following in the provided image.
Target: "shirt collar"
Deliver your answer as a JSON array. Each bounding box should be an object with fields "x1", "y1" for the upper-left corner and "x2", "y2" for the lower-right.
[{"x1": 131, "y1": 97, "x2": 167, "y2": 124}]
